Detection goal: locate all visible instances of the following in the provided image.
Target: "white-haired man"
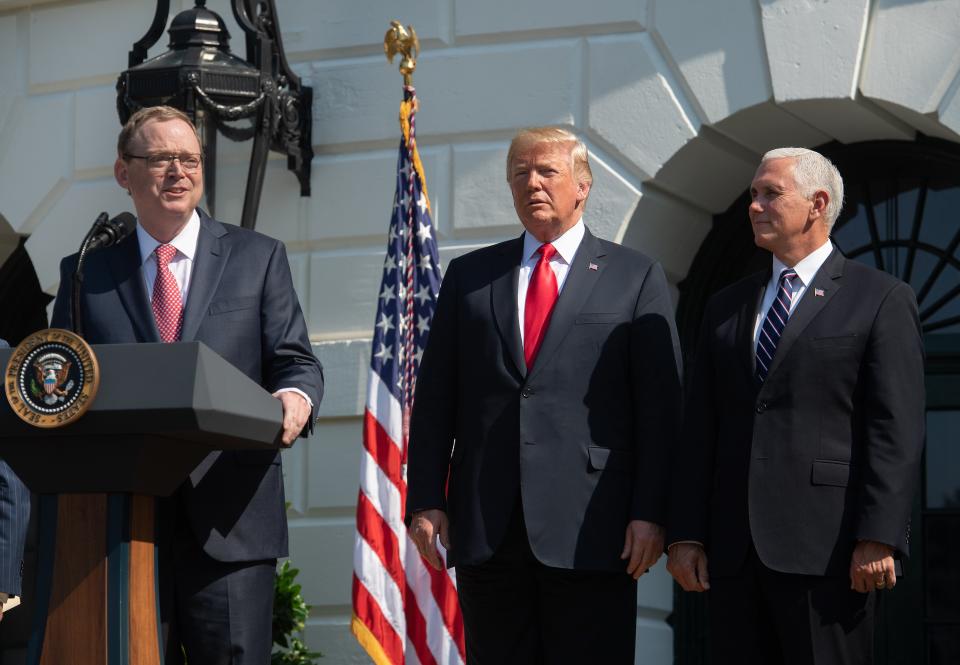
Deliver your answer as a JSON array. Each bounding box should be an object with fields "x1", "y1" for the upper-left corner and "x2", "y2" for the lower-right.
[
  {"x1": 406, "y1": 127, "x2": 682, "y2": 664},
  {"x1": 667, "y1": 148, "x2": 925, "y2": 664}
]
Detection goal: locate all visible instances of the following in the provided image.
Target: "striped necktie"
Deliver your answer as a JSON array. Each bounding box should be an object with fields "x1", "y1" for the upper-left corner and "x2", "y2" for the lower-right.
[{"x1": 755, "y1": 268, "x2": 798, "y2": 382}]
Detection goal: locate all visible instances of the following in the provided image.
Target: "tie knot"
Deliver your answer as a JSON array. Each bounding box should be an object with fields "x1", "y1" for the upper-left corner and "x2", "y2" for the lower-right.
[
  {"x1": 779, "y1": 269, "x2": 797, "y2": 285},
  {"x1": 538, "y1": 243, "x2": 557, "y2": 261},
  {"x1": 155, "y1": 244, "x2": 176, "y2": 266}
]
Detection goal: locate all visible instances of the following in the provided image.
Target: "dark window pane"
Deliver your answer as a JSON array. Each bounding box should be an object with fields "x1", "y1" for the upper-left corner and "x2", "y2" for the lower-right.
[
  {"x1": 926, "y1": 412, "x2": 960, "y2": 509},
  {"x1": 924, "y1": 514, "x2": 960, "y2": 621},
  {"x1": 921, "y1": 187, "x2": 960, "y2": 250}
]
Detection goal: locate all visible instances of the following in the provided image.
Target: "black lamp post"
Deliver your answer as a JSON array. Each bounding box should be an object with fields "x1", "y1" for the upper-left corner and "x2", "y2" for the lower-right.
[{"x1": 116, "y1": 0, "x2": 312, "y2": 229}]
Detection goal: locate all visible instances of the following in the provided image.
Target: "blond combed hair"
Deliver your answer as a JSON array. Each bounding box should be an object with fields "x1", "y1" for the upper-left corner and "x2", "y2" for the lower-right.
[{"x1": 506, "y1": 127, "x2": 593, "y2": 191}]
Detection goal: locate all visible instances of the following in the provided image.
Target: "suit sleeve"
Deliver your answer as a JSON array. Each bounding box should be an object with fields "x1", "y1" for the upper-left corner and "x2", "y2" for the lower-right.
[
  {"x1": 258, "y1": 240, "x2": 324, "y2": 430},
  {"x1": 855, "y1": 281, "x2": 925, "y2": 557},
  {"x1": 0, "y1": 462, "x2": 30, "y2": 596},
  {"x1": 405, "y1": 259, "x2": 460, "y2": 523},
  {"x1": 629, "y1": 261, "x2": 682, "y2": 526},
  {"x1": 50, "y1": 255, "x2": 78, "y2": 330}
]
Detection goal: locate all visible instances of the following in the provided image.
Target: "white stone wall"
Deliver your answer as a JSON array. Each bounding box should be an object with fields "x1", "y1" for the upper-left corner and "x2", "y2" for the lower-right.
[{"x1": 3, "y1": 0, "x2": 960, "y2": 662}]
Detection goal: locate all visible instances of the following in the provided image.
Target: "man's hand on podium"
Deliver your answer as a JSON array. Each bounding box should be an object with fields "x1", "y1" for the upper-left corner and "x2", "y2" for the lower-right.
[{"x1": 273, "y1": 390, "x2": 311, "y2": 446}]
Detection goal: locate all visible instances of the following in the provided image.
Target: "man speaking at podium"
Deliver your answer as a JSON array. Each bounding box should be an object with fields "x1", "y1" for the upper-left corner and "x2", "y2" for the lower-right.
[{"x1": 50, "y1": 106, "x2": 323, "y2": 665}]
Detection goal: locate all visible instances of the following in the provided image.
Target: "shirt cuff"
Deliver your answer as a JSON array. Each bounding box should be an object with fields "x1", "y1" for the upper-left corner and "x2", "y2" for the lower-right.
[{"x1": 274, "y1": 387, "x2": 313, "y2": 410}]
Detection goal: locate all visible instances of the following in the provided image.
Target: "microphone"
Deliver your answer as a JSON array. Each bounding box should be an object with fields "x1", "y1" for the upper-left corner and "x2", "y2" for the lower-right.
[
  {"x1": 86, "y1": 212, "x2": 137, "y2": 251},
  {"x1": 71, "y1": 211, "x2": 137, "y2": 336}
]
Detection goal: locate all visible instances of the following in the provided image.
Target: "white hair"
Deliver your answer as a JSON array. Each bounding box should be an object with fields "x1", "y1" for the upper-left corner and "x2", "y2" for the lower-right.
[{"x1": 761, "y1": 147, "x2": 844, "y2": 231}]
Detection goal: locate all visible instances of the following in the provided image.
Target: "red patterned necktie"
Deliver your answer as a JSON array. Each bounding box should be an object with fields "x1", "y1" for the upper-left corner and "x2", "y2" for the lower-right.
[
  {"x1": 152, "y1": 244, "x2": 183, "y2": 343},
  {"x1": 524, "y1": 243, "x2": 558, "y2": 369}
]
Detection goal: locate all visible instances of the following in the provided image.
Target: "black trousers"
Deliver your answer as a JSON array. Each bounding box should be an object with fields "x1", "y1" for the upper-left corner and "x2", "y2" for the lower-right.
[
  {"x1": 160, "y1": 497, "x2": 277, "y2": 665},
  {"x1": 455, "y1": 501, "x2": 637, "y2": 665},
  {"x1": 709, "y1": 546, "x2": 875, "y2": 665}
]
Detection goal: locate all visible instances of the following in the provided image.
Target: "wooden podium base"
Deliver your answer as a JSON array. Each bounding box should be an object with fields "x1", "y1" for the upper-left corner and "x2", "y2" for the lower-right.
[{"x1": 28, "y1": 494, "x2": 162, "y2": 665}]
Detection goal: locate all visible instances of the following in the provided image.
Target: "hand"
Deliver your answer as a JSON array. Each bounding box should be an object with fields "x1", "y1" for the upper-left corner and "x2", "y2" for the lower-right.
[
  {"x1": 667, "y1": 543, "x2": 710, "y2": 592},
  {"x1": 620, "y1": 520, "x2": 664, "y2": 579},
  {"x1": 273, "y1": 390, "x2": 311, "y2": 446},
  {"x1": 410, "y1": 509, "x2": 450, "y2": 571},
  {"x1": 850, "y1": 540, "x2": 896, "y2": 593}
]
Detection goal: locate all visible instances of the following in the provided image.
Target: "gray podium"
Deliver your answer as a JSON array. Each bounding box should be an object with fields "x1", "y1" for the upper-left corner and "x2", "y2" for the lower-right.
[{"x1": 0, "y1": 341, "x2": 284, "y2": 665}]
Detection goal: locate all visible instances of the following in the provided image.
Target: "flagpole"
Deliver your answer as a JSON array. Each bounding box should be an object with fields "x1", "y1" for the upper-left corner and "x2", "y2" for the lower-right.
[{"x1": 352, "y1": 22, "x2": 465, "y2": 665}]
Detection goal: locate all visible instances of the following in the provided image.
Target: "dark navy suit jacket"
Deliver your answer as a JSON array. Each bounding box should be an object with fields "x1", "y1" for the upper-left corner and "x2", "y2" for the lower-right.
[
  {"x1": 50, "y1": 211, "x2": 323, "y2": 562},
  {"x1": 406, "y1": 227, "x2": 682, "y2": 572},
  {"x1": 0, "y1": 338, "x2": 30, "y2": 595},
  {"x1": 668, "y1": 249, "x2": 925, "y2": 577}
]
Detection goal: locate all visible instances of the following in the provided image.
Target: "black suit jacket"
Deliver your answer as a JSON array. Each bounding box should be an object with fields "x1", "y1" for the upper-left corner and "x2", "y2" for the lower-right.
[
  {"x1": 669, "y1": 249, "x2": 925, "y2": 577},
  {"x1": 406, "y1": 227, "x2": 682, "y2": 572},
  {"x1": 50, "y1": 211, "x2": 323, "y2": 562},
  {"x1": 0, "y1": 339, "x2": 29, "y2": 597}
]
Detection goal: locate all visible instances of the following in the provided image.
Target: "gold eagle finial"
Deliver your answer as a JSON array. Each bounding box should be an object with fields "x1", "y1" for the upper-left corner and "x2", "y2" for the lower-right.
[{"x1": 384, "y1": 21, "x2": 420, "y2": 86}]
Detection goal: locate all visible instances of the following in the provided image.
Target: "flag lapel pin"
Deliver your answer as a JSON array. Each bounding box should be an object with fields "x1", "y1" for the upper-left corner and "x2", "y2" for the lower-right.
[
  {"x1": 588, "y1": 262, "x2": 599, "y2": 271},
  {"x1": 814, "y1": 288, "x2": 825, "y2": 297}
]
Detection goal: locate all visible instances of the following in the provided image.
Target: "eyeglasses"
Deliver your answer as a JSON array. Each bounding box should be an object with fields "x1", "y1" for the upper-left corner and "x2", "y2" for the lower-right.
[{"x1": 124, "y1": 152, "x2": 202, "y2": 173}]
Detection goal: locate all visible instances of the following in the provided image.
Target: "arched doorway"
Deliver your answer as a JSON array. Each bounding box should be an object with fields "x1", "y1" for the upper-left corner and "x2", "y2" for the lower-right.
[{"x1": 673, "y1": 135, "x2": 960, "y2": 665}]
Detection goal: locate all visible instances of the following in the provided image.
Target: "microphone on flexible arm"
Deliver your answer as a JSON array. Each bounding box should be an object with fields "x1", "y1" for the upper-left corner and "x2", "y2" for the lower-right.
[
  {"x1": 71, "y1": 212, "x2": 138, "y2": 337},
  {"x1": 86, "y1": 212, "x2": 137, "y2": 251}
]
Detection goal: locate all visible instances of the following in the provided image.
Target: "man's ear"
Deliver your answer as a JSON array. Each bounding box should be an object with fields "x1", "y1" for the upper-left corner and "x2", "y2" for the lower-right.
[
  {"x1": 577, "y1": 181, "x2": 590, "y2": 206},
  {"x1": 811, "y1": 189, "x2": 829, "y2": 220},
  {"x1": 114, "y1": 157, "x2": 130, "y2": 191}
]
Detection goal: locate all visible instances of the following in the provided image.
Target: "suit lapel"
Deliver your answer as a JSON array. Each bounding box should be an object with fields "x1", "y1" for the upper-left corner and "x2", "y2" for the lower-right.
[
  {"x1": 180, "y1": 212, "x2": 230, "y2": 342},
  {"x1": 737, "y1": 271, "x2": 768, "y2": 378},
  {"x1": 491, "y1": 236, "x2": 526, "y2": 378},
  {"x1": 107, "y1": 235, "x2": 160, "y2": 343},
  {"x1": 764, "y1": 249, "x2": 844, "y2": 380},
  {"x1": 527, "y1": 228, "x2": 606, "y2": 383}
]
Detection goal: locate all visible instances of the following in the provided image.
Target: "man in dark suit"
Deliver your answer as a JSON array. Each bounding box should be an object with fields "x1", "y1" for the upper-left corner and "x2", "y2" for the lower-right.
[
  {"x1": 406, "y1": 127, "x2": 682, "y2": 664},
  {"x1": 0, "y1": 339, "x2": 30, "y2": 623},
  {"x1": 667, "y1": 147, "x2": 925, "y2": 664},
  {"x1": 50, "y1": 106, "x2": 323, "y2": 664}
]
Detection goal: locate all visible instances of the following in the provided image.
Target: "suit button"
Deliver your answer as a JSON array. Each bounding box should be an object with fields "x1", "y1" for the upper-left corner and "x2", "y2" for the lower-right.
[
  {"x1": 521, "y1": 387, "x2": 533, "y2": 398},
  {"x1": 756, "y1": 401, "x2": 767, "y2": 414}
]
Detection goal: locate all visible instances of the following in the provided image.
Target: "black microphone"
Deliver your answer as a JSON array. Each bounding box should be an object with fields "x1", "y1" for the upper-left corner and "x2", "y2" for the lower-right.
[{"x1": 86, "y1": 212, "x2": 137, "y2": 251}]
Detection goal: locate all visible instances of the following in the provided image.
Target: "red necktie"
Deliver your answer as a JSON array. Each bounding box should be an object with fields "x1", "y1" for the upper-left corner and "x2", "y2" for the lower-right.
[
  {"x1": 524, "y1": 243, "x2": 558, "y2": 369},
  {"x1": 152, "y1": 244, "x2": 183, "y2": 343}
]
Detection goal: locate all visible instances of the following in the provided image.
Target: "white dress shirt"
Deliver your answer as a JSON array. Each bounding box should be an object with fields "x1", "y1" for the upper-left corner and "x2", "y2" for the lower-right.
[
  {"x1": 517, "y1": 219, "x2": 586, "y2": 345},
  {"x1": 137, "y1": 211, "x2": 311, "y2": 408},
  {"x1": 752, "y1": 239, "x2": 834, "y2": 346},
  {"x1": 137, "y1": 210, "x2": 200, "y2": 303}
]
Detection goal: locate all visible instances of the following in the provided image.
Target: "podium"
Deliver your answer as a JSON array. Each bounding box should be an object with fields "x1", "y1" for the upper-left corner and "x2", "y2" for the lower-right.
[{"x1": 0, "y1": 342, "x2": 285, "y2": 665}]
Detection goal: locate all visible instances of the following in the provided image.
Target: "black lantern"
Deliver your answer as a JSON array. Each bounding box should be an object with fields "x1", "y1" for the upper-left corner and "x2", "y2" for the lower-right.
[{"x1": 116, "y1": 0, "x2": 312, "y2": 229}]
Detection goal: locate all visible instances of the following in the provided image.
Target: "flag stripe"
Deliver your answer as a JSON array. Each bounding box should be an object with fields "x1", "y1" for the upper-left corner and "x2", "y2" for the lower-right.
[
  {"x1": 353, "y1": 578, "x2": 405, "y2": 664},
  {"x1": 363, "y1": 407, "x2": 406, "y2": 494}
]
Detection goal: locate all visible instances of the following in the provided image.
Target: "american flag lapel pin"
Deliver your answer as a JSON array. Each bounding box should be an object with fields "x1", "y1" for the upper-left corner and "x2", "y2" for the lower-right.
[
  {"x1": 814, "y1": 288, "x2": 825, "y2": 297},
  {"x1": 588, "y1": 262, "x2": 599, "y2": 271}
]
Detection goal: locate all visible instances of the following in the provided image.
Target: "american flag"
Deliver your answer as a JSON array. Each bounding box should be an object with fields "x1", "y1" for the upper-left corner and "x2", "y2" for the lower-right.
[{"x1": 351, "y1": 85, "x2": 466, "y2": 665}]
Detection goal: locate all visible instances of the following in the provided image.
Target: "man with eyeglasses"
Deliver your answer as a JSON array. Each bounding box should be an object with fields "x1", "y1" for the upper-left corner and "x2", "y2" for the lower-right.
[{"x1": 50, "y1": 106, "x2": 323, "y2": 665}]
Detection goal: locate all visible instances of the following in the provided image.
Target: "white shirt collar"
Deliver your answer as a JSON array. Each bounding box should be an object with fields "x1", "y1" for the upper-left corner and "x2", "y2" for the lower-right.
[
  {"x1": 137, "y1": 210, "x2": 201, "y2": 264},
  {"x1": 522, "y1": 218, "x2": 585, "y2": 265},
  {"x1": 772, "y1": 238, "x2": 833, "y2": 287}
]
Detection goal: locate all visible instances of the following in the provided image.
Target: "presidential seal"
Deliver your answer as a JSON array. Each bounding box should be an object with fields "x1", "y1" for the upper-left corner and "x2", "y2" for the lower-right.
[{"x1": 4, "y1": 328, "x2": 99, "y2": 428}]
